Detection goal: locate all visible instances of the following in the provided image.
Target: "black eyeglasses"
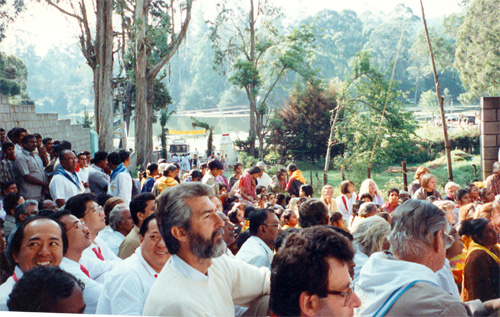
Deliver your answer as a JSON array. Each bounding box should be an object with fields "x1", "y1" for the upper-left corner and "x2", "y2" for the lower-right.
[{"x1": 325, "y1": 281, "x2": 354, "y2": 307}]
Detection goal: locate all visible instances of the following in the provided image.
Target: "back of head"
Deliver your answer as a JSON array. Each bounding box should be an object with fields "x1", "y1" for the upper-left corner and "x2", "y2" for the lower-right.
[
  {"x1": 107, "y1": 152, "x2": 122, "y2": 166},
  {"x1": 388, "y1": 199, "x2": 448, "y2": 260},
  {"x1": 300, "y1": 184, "x2": 313, "y2": 197},
  {"x1": 287, "y1": 163, "x2": 297, "y2": 172},
  {"x1": 93, "y1": 151, "x2": 108, "y2": 165},
  {"x1": 119, "y1": 150, "x2": 130, "y2": 163},
  {"x1": 340, "y1": 180, "x2": 351, "y2": 195},
  {"x1": 208, "y1": 159, "x2": 223, "y2": 170},
  {"x1": 130, "y1": 192, "x2": 155, "y2": 226},
  {"x1": 299, "y1": 198, "x2": 328, "y2": 228},
  {"x1": 3, "y1": 193, "x2": 21, "y2": 216},
  {"x1": 7, "y1": 266, "x2": 84, "y2": 313},
  {"x1": 109, "y1": 204, "x2": 129, "y2": 231},
  {"x1": 155, "y1": 182, "x2": 210, "y2": 254},
  {"x1": 415, "y1": 166, "x2": 430, "y2": 180},
  {"x1": 353, "y1": 216, "x2": 391, "y2": 256},
  {"x1": 458, "y1": 218, "x2": 490, "y2": 244},
  {"x1": 147, "y1": 163, "x2": 158, "y2": 174},
  {"x1": 270, "y1": 226, "x2": 354, "y2": 316}
]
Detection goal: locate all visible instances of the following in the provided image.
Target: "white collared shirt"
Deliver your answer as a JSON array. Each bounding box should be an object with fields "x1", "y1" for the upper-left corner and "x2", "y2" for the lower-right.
[
  {"x1": 97, "y1": 227, "x2": 125, "y2": 256},
  {"x1": 60, "y1": 257, "x2": 103, "y2": 314},
  {"x1": 170, "y1": 254, "x2": 208, "y2": 282},
  {"x1": 81, "y1": 238, "x2": 121, "y2": 283},
  {"x1": 96, "y1": 247, "x2": 159, "y2": 315},
  {"x1": 0, "y1": 266, "x2": 23, "y2": 311},
  {"x1": 49, "y1": 168, "x2": 85, "y2": 202},
  {"x1": 234, "y1": 236, "x2": 274, "y2": 270},
  {"x1": 108, "y1": 170, "x2": 132, "y2": 205}
]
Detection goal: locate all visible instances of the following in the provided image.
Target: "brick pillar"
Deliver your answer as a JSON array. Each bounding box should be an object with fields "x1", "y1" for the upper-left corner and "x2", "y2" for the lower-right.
[{"x1": 480, "y1": 97, "x2": 500, "y2": 180}]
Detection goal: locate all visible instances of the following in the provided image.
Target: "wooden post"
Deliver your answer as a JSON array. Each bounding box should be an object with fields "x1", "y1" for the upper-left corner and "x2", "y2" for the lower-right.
[
  {"x1": 402, "y1": 161, "x2": 408, "y2": 191},
  {"x1": 341, "y1": 165, "x2": 345, "y2": 181},
  {"x1": 310, "y1": 170, "x2": 313, "y2": 186},
  {"x1": 420, "y1": 0, "x2": 453, "y2": 181},
  {"x1": 367, "y1": 167, "x2": 371, "y2": 179}
]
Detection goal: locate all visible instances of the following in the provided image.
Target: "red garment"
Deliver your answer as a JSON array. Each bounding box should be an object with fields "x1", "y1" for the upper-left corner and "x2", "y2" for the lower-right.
[
  {"x1": 80, "y1": 264, "x2": 90, "y2": 277},
  {"x1": 238, "y1": 172, "x2": 256, "y2": 199},
  {"x1": 92, "y1": 247, "x2": 105, "y2": 261}
]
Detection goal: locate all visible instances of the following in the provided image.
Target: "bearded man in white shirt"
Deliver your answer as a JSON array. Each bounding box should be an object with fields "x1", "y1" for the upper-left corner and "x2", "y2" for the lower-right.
[
  {"x1": 143, "y1": 182, "x2": 270, "y2": 316},
  {"x1": 96, "y1": 214, "x2": 170, "y2": 315}
]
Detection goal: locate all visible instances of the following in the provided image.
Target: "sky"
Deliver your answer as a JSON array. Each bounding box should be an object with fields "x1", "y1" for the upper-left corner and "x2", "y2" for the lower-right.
[{"x1": 0, "y1": 0, "x2": 464, "y2": 56}]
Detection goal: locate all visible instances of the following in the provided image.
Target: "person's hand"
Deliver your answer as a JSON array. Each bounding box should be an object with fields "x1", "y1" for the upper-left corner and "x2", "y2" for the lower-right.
[{"x1": 484, "y1": 298, "x2": 500, "y2": 311}]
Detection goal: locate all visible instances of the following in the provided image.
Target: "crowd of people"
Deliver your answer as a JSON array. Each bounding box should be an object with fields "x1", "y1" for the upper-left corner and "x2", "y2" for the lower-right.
[{"x1": 1, "y1": 125, "x2": 500, "y2": 316}]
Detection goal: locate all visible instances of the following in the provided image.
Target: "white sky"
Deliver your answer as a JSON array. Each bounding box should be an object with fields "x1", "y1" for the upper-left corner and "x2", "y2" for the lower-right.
[{"x1": 0, "y1": 0, "x2": 464, "y2": 56}]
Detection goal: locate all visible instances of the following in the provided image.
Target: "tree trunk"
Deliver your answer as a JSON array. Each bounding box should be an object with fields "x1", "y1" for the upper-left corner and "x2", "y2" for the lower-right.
[
  {"x1": 96, "y1": 0, "x2": 114, "y2": 152},
  {"x1": 248, "y1": 0, "x2": 256, "y2": 157},
  {"x1": 323, "y1": 106, "x2": 341, "y2": 185},
  {"x1": 135, "y1": 0, "x2": 151, "y2": 168}
]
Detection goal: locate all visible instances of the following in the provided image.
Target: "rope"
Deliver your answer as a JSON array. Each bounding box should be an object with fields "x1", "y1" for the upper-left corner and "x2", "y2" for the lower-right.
[{"x1": 368, "y1": 19, "x2": 406, "y2": 167}]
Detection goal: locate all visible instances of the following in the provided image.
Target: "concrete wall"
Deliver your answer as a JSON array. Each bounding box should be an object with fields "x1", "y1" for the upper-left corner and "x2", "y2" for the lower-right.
[
  {"x1": 480, "y1": 97, "x2": 500, "y2": 180},
  {"x1": 0, "y1": 102, "x2": 91, "y2": 154}
]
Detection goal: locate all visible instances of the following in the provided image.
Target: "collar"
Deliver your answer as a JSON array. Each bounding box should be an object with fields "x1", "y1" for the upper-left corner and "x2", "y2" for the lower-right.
[
  {"x1": 21, "y1": 148, "x2": 33, "y2": 156},
  {"x1": 169, "y1": 254, "x2": 208, "y2": 282},
  {"x1": 61, "y1": 257, "x2": 80, "y2": 268},
  {"x1": 91, "y1": 164, "x2": 104, "y2": 172},
  {"x1": 136, "y1": 247, "x2": 160, "y2": 277},
  {"x1": 250, "y1": 236, "x2": 273, "y2": 256}
]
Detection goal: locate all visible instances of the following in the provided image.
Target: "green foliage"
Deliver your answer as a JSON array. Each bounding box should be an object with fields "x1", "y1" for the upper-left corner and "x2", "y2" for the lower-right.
[
  {"x1": 191, "y1": 117, "x2": 214, "y2": 158},
  {"x1": 270, "y1": 80, "x2": 338, "y2": 163},
  {"x1": 78, "y1": 110, "x2": 94, "y2": 129},
  {"x1": 335, "y1": 51, "x2": 418, "y2": 181},
  {"x1": 238, "y1": 151, "x2": 258, "y2": 169},
  {"x1": 418, "y1": 89, "x2": 438, "y2": 115},
  {"x1": 455, "y1": 0, "x2": 500, "y2": 103},
  {"x1": 0, "y1": 52, "x2": 27, "y2": 97}
]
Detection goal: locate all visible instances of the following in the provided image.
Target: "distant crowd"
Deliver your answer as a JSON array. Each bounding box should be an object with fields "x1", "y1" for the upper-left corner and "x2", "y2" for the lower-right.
[{"x1": 0, "y1": 125, "x2": 500, "y2": 316}]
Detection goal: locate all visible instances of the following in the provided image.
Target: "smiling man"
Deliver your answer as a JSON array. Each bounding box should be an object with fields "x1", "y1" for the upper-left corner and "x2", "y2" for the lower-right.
[
  {"x1": 0, "y1": 216, "x2": 67, "y2": 311},
  {"x1": 96, "y1": 214, "x2": 170, "y2": 315},
  {"x1": 143, "y1": 182, "x2": 270, "y2": 316}
]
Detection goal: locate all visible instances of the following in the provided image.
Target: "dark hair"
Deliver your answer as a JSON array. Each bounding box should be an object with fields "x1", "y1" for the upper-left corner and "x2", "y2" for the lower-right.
[
  {"x1": 233, "y1": 163, "x2": 242, "y2": 172},
  {"x1": 299, "y1": 199, "x2": 328, "y2": 228},
  {"x1": 249, "y1": 209, "x2": 272, "y2": 235},
  {"x1": 12, "y1": 127, "x2": 27, "y2": 140},
  {"x1": 480, "y1": 187, "x2": 492, "y2": 200},
  {"x1": 329, "y1": 211, "x2": 343, "y2": 225},
  {"x1": 189, "y1": 169, "x2": 203, "y2": 180},
  {"x1": 387, "y1": 187, "x2": 400, "y2": 197},
  {"x1": 107, "y1": 152, "x2": 122, "y2": 166},
  {"x1": 244, "y1": 205, "x2": 256, "y2": 219},
  {"x1": 455, "y1": 189, "x2": 469, "y2": 203},
  {"x1": 147, "y1": 163, "x2": 159, "y2": 174},
  {"x1": 270, "y1": 226, "x2": 354, "y2": 316},
  {"x1": 236, "y1": 230, "x2": 251, "y2": 249},
  {"x1": 42, "y1": 137, "x2": 52, "y2": 145},
  {"x1": 255, "y1": 185, "x2": 266, "y2": 195},
  {"x1": 217, "y1": 183, "x2": 228, "y2": 192},
  {"x1": 33, "y1": 133, "x2": 42, "y2": 139},
  {"x1": 200, "y1": 163, "x2": 208, "y2": 169},
  {"x1": 93, "y1": 151, "x2": 108, "y2": 165},
  {"x1": 9, "y1": 216, "x2": 68, "y2": 266},
  {"x1": 208, "y1": 159, "x2": 223, "y2": 170},
  {"x1": 139, "y1": 214, "x2": 157, "y2": 237},
  {"x1": 3, "y1": 193, "x2": 22, "y2": 216},
  {"x1": 287, "y1": 163, "x2": 298, "y2": 172},
  {"x1": 119, "y1": 150, "x2": 130, "y2": 163},
  {"x1": 360, "y1": 193, "x2": 373, "y2": 201},
  {"x1": 248, "y1": 166, "x2": 262, "y2": 175},
  {"x1": 96, "y1": 193, "x2": 113, "y2": 209},
  {"x1": 228, "y1": 209, "x2": 240, "y2": 225},
  {"x1": 458, "y1": 218, "x2": 490, "y2": 244},
  {"x1": 300, "y1": 184, "x2": 313, "y2": 197},
  {"x1": 65, "y1": 193, "x2": 98, "y2": 218},
  {"x1": 130, "y1": 193, "x2": 156, "y2": 226},
  {"x1": 1, "y1": 181, "x2": 15, "y2": 193},
  {"x1": 21, "y1": 134, "x2": 36, "y2": 144},
  {"x1": 352, "y1": 200, "x2": 364, "y2": 217},
  {"x1": 1, "y1": 141, "x2": 14, "y2": 153},
  {"x1": 7, "y1": 266, "x2": 84, "y2": 312},
  {"x1": 276, "y1": 193, "x2": 286, "y2": 206},
  {"x1": 274, "y1": 227, "x2": 300, "y2": 251},
  {"x1": 340, "y1": 180, "x2": 352, "y2": 195}
]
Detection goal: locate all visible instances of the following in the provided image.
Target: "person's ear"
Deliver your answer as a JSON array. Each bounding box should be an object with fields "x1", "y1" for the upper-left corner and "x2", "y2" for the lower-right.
[
  {"x1": 171, "y1": 226, "x2": 188, "y2": 242},
  {"x1": 434, "y1": 230, "x2": 443, "y2": 252},
  {"x1": 299, "y1": 291, "x2": 319, "y2": 317}
]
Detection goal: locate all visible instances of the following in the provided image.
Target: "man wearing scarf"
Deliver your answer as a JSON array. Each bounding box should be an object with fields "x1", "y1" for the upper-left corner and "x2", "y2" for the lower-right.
[
  {"x1": 107, "y1": 152, "x2": 132, "y2": 205},
  {"x1": 49, "y1": 150, "x2": 85, "y2": 208}
]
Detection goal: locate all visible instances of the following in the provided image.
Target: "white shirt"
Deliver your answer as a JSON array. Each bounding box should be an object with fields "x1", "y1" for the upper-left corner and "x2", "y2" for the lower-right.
[
  {"x1": 234, "y1": 236, "x2": 274, "y2": 270},
  {"x1": 108, "y1": 171, "x2": 132, "y2": 205},
  {"x1": 60, "y1": 257, "x2": 103, "y2": 314},
  {"x1": 81, "y1": 238, "x2": 121, "y2": 283},
  {"x1": 143, "y1": 254, "x2": 270, "y2": 316},
  {"x1": 97, "y1": 227, "x2": 125, "y2": 256},
  {"x1": 336, "y1": 193, "x2": 358, "y2": 223},
  {"x1": 49, "y1": 168, "x2": 85, "y2": 203},
  {"x1": 78, "y1": 166, "x2": 90, "y2": 183},
  {"x1": 436, "y1": 258, "x2": 460, "y2": 299},
  {"x1": 96, "y1": 248, "x2": 158, "y2": 315},
  {"x1": 257, "y1": 172, "x2": 272, "y2": 188},
  {"x1": 0, "y1": 266, "x2": 23, "y2": 311}
]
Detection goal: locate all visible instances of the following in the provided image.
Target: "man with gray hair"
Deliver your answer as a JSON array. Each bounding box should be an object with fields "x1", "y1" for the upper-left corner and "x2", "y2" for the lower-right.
[
  {"x1": 143, "y1": 182, "x2": 270, "y2": 316},
  {"x1": 485, "y1": 161, "x2": 500, "y2": 197},
  {"x1": 98, "y1": 204, "x2": 134, "y2": 255},
  {"x1": 355, "y1": 199, "x2": 500, "y2": 316}
]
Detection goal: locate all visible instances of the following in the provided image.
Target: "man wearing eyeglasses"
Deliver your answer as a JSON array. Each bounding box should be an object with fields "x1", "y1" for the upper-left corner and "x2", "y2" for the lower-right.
[
  {"x1": 355, "y1": 199, "x2": 500, "y2": 316},
  {"x1": 51, "y1": 211, "x2": 103, "y2": 314},
  {"x1": 235, "y1": 209, "x2": 279, "y2": 270},
  {"x1": 270, "y1": 226, "x2": 361, "y2": 316}
]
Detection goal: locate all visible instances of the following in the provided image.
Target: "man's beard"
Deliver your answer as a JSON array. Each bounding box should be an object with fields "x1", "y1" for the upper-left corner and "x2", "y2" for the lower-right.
[{"x1": 189, "y1": 227, "x2": 226, "y2": 259}]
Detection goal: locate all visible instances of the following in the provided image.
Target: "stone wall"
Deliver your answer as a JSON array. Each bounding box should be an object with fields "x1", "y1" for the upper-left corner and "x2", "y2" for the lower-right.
[
  {"x1": 480, "y1": 97, "x2": 500, "y2": 180},
  {"x1": 0, "y1": 103, "x2": 91, "y2": 153}
]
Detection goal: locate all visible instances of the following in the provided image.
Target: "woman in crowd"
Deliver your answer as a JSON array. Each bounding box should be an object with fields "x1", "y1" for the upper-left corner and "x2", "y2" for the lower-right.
[
  {"x1": 359, "y1": 193, "x2": 373, "y2": 203},
  {"x1": 336, "y1": 180, "x2": 358, "y2": 224},
  {"x1": 152, "y1": 164, "x2": 178, "y2": 195},
  {"x1": 352, "y1": 216, "x2": 391, "y2": 283},
  {"x1": 285, "y1": 164, "x2": 306, "y2": 197},
  {"x1": 466, "y1": 183, "x2": 481, "y2": 202},
  {"x1": 359, "y1": 179, "x2": 384, "y2": 205},
  {"x1": 299, "y1": 184, "x2": 313, "y2": 198},
  {"x1": 408, "y1": 166, "x2": 430, "y2": 196},
  {"x1": 434, "y1": 200, "x2": 457, "y2": 225},
  {"x1": 381, "y1": 188, "x2": 399, "y2": 213},
  {"x1": 281, "y1": 209, "x2": 298, "y2": 229},
  {"x1": 228, "y1": 163, "x2": 243, "y2": 190},
  {"x1": 474, "y1": 202, "x2": 500, "y2": 233},
  {"x1": 413, "y1": 174, "x2": 442, "y2": 200},
  {"x1": 228, "y1": 205, "x2": 245, "y2": 236},
  {"x1": 254, "y1": 193, "x2": 268, "y2": 208},
  {"x1": 444, "y1": 181, "x2": 461, "y2": 202},
  {"x1": 321, "y1": 185, "x2": 337, "y2": 213},
  {"x1": 459, "y1": 218, "x2": 500, "y2": 302},
  {"x1": 456, "y1": 188, "x2": 472, "y2": 208},
  {"x1": 480, "y1": 187, "x2": 496, "y2": 204},
  {"x1": 237, "y1": 166, "x2": 261, "y2": 205},
  {"x1": 269, "y1": 168, "x2": 288, "y2": 194},
  {"x1": 329, "y1": 211, "x2": 344, "y2": 228}
]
